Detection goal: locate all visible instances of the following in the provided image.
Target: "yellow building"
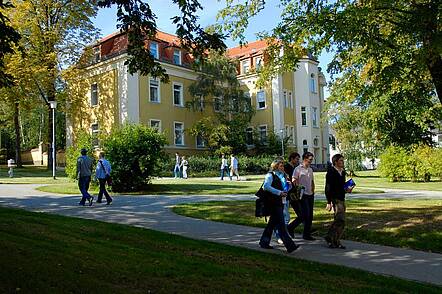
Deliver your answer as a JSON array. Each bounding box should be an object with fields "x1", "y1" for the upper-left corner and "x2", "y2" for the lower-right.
[{"x1": 67, "y1": 31, "x2": 329, "y2": 163}]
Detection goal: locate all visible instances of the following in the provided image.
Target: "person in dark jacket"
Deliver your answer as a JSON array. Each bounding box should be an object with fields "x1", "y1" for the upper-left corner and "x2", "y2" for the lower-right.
[
  {"x1": 77, "y1": 148, "x2": 94, "y2": 206},
  {"x1": 324, "y1": 154, "x2": 353, "y2": 249},
  {"x1": 95, "y1": 152, "x2": 113, "y2": 205},
  {"x1": 259, "y1": 159, "x2": 299, "y2": 253}
]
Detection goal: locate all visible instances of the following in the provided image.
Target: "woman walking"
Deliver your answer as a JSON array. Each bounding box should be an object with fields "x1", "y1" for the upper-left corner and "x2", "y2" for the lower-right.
[
  {"x1": 324, "y1": 154, "x2": 353, "y2": 249},
  {"x1": 95, "y1": 152, "x2": 113, "y2": 205},
  {"x1": 259, "y1": 159, "x2": 299, "y2": 253},
  {"x1": 181, "y1": 156, "x2": 189, "y2": 179}
]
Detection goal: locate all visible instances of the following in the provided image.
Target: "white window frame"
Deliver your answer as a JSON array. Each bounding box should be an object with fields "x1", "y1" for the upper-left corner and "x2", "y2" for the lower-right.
[
  {"x1": 149, "y1": 78, "x2": 160, "y2": 103},
  {"x1": 310, "y1": 73, "x2": 317, "y2": 93},
  {"x1": 289, "y1": 91, "x2": 293, "y2": 109},
  {"x1": 241, "y1": 59, "x2": 250, "y2": 74},
  {"x1": 91, "y1": 123, "x2": 99, "y2": 147},
  {"x1": 258, "y1": 125, "x2": 267, "y2": 143},
  {"x1": 312, "y1": 107, "x2": 318, "y2": 127},
  {"x1": 174, "y1": 121, "x2": 184, "y2": 146},
  {"x1": 254, "y1": 56, "x2": 263, "y2": 71},
  {"x1": 172, "y1": 82, "x2": 184, "y2": 107},
  {"x1": 301, "y1": 106, "x2": 307, "y2": 126},
  {"x1": 149, "y1": 119, "x2": 161, "y2": 131},
  {"x1": 173, "y1": 49, "x2": 181, "y2": 65},
  {"x1": 150, "y1": 42, "x2": 159, "y2": 59},
  {"x1": 196, "y1": 134, "x2": 206, "y2": 148},
  {"x1": 283, "y1": 90, "x2": 288, "y2": 108},
  {"x1": 256, "y1": 90, "x2": 266, "y2": 110},
  {"x1": 90, "y1": 83, "x2": 98, "y2": 106}
]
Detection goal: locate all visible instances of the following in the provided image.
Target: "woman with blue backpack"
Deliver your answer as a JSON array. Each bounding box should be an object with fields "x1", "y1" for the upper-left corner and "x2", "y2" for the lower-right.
[{"x1": 258, "y1": 159, "x2": 299, "y2": 253}]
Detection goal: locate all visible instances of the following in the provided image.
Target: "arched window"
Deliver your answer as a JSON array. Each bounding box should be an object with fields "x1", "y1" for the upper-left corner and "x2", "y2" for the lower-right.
[
  {"x1": 313, "y1": 138, "x2": 318, "y2": 146},
  {"x1": 303, "y1": 139, "x2": 308, "y2": 146},
  {"x1": 310, "y1": 73, "x2": 317, "y2": 93}
]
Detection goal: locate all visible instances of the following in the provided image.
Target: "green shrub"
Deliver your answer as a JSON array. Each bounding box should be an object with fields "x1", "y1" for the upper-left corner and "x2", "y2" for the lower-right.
[
  {"x1": 430, "y1": 147, "x2": 442, "y2": 180},
  {"x1": 103, "y1": 124, "x2": 167, "y2": 192},
  {"x1": 65, "y1": 130, "x2": 95, "y2": 180},
  {"x1": 414, "y1": 145, "x2": 433, "y2": 182},
  {"x1": 379, "y1": 145, "x2": 409, "y2": 181}
]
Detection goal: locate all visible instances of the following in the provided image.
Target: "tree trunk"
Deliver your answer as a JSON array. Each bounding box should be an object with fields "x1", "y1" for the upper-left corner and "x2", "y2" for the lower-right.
[
  {"x1": 427, "y1": 53, "x2": 442, "y2": 104},
  {"x1": 13, "y1": 102, "x2": 22, "y2": 168}
]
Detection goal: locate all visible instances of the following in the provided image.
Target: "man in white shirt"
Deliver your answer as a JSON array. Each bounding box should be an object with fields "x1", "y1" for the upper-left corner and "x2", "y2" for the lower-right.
[
  {"x1": 292, "y1": 151, "x2": 316, "y2": 240},
  {"x1": 220, "y1": 154, "x2": 232, "y2": 180},
  {"x1": 230, "y1": 154, "x2": 239, "y2": 181}
]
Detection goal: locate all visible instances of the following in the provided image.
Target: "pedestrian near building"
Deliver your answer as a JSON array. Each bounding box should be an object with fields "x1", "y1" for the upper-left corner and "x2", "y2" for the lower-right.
[
  {"x1": 259, "y1": 159, "x2": 299, "y2": 253},
  {"x1": 285, "y1": 152, "x2": 304, "y2": 238},
  {"x1": 174, "y1": 152, "x2": 182, "y2": 178},
  {"x1": 292, "y1": 152, "x2": 316, "y2": 240},
  {"x1": 230, "y1": 154, "x2": 239, "y2": 181},
  {"x1": 325, "y1": 154, "x2": 352, "y2": 249},
  {"x1": 181, "y1": 156, "x2": 189, "y2": 179},
  {"x1": 220, "y1": 154, "x2": 232, "y2": 180},
  {"x1": 77, "y1": 148, "x2": 94, "y2": 206},
  {"x1": 95, "y1": 152, "x2": 113, "y2": 205}
]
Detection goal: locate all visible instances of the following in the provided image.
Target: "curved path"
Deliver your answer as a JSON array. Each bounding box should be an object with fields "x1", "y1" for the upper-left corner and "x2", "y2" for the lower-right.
[{"x1": 0, "y1": 184, "x2": 441, "y2": 286}]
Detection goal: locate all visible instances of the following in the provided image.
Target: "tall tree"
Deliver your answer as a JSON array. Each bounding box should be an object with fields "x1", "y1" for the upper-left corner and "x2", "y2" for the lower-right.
[
  {"x1": 186, "y1": 50, "x2": 255, "y2": 154},
  {"x1": 0, "y1": 0, "x2": 20, "y2": 88}
]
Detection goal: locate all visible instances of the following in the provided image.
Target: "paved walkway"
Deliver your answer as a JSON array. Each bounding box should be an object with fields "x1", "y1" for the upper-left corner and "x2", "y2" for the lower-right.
[{"x1": 0, "y1": 184, "x2": 441, "y2": 286}]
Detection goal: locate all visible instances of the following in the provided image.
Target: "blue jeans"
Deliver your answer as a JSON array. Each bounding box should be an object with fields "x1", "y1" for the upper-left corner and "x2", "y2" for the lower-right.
[
  {"x1": 174, "y1": 164, "x2": 181, "y2": 178},
  {"x1": 78, "y1": 176, "x2": 92, "y2": 204},
  {"x1": 260, "y1": 205, "x2": 297, "y2": 251},
  {"x1": 220, "y1": 167, "x2": 231, "y2": 180}
]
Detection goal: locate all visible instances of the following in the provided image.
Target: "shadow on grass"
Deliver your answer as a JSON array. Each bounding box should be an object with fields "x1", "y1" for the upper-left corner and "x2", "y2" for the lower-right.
[{"x1": 145, "y1": 183, "x2": 248, "y2": 194}]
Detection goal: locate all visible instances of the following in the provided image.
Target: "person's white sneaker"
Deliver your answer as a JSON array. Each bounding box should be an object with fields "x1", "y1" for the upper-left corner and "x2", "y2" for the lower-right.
[{"x1": 277, "y1": 238, "x2": 283, "y2": 244}]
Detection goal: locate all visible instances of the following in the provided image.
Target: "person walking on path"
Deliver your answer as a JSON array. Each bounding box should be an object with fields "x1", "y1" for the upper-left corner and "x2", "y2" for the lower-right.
[
  {"x1": 273, "y1": 163, "x2": 292, "y2": 244},
  {"x1": 285, "y1": 152, "x2": 304, "y2": 238},
  {"x1": 259, "y1": 159, "x2": 299, "y2": 253},
  {"x1": 292, "y1": 152, "x2": 316, "y2": 240},
  {"x1": 77, "y1": 148, "x2": 94, "y2": 206},
  {"x1": 230, "y1": 154, "x2": 239, "y2": 181},
  {"x1": 325, "y1": 154, "x2": 353, "y2": 249},
  {"x1": 220, "y1": 154, "x2": 232, "y2": 180},
  {"x1": 181, "y1": 156, "x2": 189, "y2": 179},
  {"x1": 174, "y1": 152, "x2": 182, "y2": 178},
  {"x1": 95, "y1": 152, "x2": 113, "y2": 205}
]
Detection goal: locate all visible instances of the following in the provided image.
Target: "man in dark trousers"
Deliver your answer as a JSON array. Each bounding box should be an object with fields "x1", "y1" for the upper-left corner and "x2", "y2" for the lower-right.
[
  {"x1": 285, "y1": 152, "x2": 304, "y2": 238},
  {"x1": 77, "y1": 148, "x2": 94, "y2": 206}
]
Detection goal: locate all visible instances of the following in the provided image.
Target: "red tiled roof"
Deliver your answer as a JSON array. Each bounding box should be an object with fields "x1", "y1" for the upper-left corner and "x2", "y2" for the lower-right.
[{"x1": 227, "y1": 40, "x2": 268, "y2": 58}]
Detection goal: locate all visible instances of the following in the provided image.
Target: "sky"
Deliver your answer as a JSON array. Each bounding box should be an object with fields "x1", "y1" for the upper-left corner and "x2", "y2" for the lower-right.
[{"x1": 93, "y1": 0, "x2": 333, "y2": 97}]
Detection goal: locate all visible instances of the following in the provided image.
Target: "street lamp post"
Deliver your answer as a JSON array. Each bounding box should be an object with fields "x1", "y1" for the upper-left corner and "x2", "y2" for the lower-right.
[
  {"x1": 49, "y1": 101, "x2": 57, "y2": 180},
  {"x1": 280, "y1": 129, "x2": 284, "y2": 157}
]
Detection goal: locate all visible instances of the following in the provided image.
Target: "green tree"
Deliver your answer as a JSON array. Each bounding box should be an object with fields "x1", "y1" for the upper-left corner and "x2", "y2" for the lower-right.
[
  {"x1": 0, "y1": 0, "x2": 20, "y2": 88},
  {"x1": 187, "y1": 50, "x2": 255, "y2": 154}
]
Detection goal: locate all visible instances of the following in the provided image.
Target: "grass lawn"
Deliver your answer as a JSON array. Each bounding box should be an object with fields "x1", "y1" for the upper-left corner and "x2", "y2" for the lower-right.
[
  {"x1": 173, "y1": 198, "x2": 442, "y2": 253},
  {"x1": 0, "y1": 165, "x2": 69, "y2": 184},
  {"x1": 0, "y1": 207, "x2": 439, "y2": 293},
  {"x1": 36, "y1": 176, "x2": 383, "y2": 195}
]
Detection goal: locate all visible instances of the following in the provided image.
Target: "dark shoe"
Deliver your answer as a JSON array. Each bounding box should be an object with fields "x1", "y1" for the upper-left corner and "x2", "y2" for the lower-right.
[
  {"x1": 78, "y1": 202, "x2": 85, "y2": 206},
  {"x1": 337, "y1": 244, "x2": 346, "y2": 249},
  {"x1": 259, "y1": 244, "x2": 274, "y2": 250},
  {"x1": 324, "y1": 235, "x2": 332, "y2": 245},
  {"x1": 106, "y1": 200, "x2": 112, "y2": 205},
  {"x1": 328, "y1": 243, "x2": 337, "y2": 249},
  {"x1": 303, "y1": 236, "x2": 316, "y2": 241},
  {"x1": 96, "y1": 200, "x2": 103, "y2": 203},
  {"x1": 287, "y1": 244, "x2": 300, "y2": 253},
  {"x1": 88, "y1": 196, "x2": 94, "y2": 206}
]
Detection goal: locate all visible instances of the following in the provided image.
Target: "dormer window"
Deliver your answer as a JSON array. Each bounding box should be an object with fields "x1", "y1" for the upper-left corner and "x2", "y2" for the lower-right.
[
  {"x1": 173, "y1": 49, "x2": 181, "y2": 65},
  {"x1": 241, "y1": 59, "x2": 250, "y2": 74},
  {"x1": 150, "y1": 42, "x2": 159, "y2": 59},
  {"x1": 93, "y1": 46, "x2": 100, "y2": 63},
  {"x1": 254, "y1": 56, "x2": 262, "y2": 70}
]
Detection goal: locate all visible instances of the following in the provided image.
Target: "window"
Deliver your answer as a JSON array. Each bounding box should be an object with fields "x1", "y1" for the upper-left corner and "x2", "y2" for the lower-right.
[
  {"x1": 91, "y1": 123, "x2": 99, "y2": 147},
  {"x1": 174, "y1": 122, "x2": 184, "y2": 146},
  {"x1": 312, "y1": 107, "x2": 318, "y2": 127},
  {"x1": 257, "y1": 90, "x2": 266, "y2": 109},
  {"x1": 173, "y1": 49, "x2": 181, "y2": 65},
  {"x1": 313, "y1": 138, "x2": 319, "y2": 146},
  {"x1": 290, "y1": 126, "x2": 295, "y2": 144},
  {"x1": 246, "y1": 127, "x2": 254, "y2": 145},
  {"x1": 198, "y1": 95, "x2": 204, "y2": 111},
  {"x1": 213, "y1": 97, "x2": 222, "y2": 112},
  {"x1": 259, "y1": 125, "x2": 267, "y2": 143},
  {"x1": 93, "y1": 46, "x2": 100, "y2": 63},
  {"x1": 150, "y1": 42, "x2": 159, "y2": 59},
  {"x1": 243, "y1": 91, "x2": 251, "y2": 111},
  {"x1": 303, "y1": 139, "x2": 308, "y2": 146},
  {"x1": 289, "y1": 91, "x2": 293, "y2": 109},
  {"x1": 285, "y1": 125, "x2": 289, "y2": 138},
  {"x1": 303, "y1": 147, "x2": 308, "y2": 154},
  {"x1": 254, "y1": 56, "x2": 263, "y2": 71},
  {"x1": 310, "y1": 73, "x2": 317, "y2": 93},
  {"x1": 241, "y1": 59, "x2": 250, "y2": 74},
  {"x1": 283, "y1": 90, "x2": 288, "y2": 108},
  {"x1": 91, "y1": 83, "x2": 98, "y2": 106},
  {"x1": 301, "y1": 106, "x2": 307, "y2": 126},
  {"x1": 149, "y1": 119, "x2": 161, "y2": 131},
  {"x1": 196, "y1": 134, "x2": 206, "y2": 148},
  {"x1": 149, "y1": 78, "x2": 160, "y2": 102},
  {"x1": 173, "y1": 83, "x2": 183, "y2": 106}
]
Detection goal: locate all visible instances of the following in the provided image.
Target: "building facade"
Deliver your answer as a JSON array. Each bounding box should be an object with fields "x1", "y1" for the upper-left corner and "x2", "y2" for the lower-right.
[{"x1": 67, "y1": 31, "x2": 329, "y2": 163}]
